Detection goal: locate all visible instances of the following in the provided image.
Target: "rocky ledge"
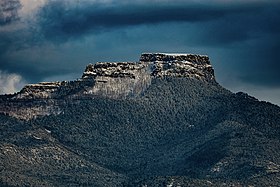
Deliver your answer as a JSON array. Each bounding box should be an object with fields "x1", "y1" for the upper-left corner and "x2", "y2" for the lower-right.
[
  {"x1": 82, "y1": 62, "x2": 146, "y2": 79},
  {"x1": 141, "y1": 53, "x2": 215, "y2": 81},
  {"x1": 0, "y1": 53, "x2": 216, "y2": 120}
]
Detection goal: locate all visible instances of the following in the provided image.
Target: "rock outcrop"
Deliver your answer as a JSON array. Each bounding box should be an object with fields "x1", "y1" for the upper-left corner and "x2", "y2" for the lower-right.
[
  {"x1": 82, "y1": 62, "x2": 151, "y2": 98},
  {"x1": 140, "y1": 53, "x2": 215, "y2": 81},
  {"x1": 0, "y1": 53, "x2": 216, "y2": 120}
]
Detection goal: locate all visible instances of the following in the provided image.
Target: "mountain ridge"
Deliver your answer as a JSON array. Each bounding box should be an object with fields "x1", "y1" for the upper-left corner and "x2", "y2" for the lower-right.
[{"x1": 0, "y1": 53, "x2": 280, "y2": 186}]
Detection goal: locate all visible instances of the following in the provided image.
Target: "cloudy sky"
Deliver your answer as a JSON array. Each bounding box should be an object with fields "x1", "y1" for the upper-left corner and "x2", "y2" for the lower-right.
[{"x1": 0, "y1": 0, "x2": 280, "y2": 105}]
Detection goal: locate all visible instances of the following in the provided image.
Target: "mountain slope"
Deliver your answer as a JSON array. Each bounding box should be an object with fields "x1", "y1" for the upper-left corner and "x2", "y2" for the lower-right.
[{"x1": 0, "y1": 53, "x2": 280, "y2": 186}]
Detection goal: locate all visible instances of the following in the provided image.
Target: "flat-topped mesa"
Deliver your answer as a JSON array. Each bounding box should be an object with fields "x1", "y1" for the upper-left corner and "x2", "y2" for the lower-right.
[
  {"x1": 140, "y1": 53, "x2": 215, "y2": 82},
  {"x1": 0, "y1": 52, "x2": 217, "y2": 120},
  {"x1": 11, "y1": 53, "x2": 215, "y2": 100}
]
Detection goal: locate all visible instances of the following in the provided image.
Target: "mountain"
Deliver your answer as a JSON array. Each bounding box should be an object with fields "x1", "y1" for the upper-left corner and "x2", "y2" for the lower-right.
[{"x1": 0, "y1": 53, "x2": 280, "y2": 186}]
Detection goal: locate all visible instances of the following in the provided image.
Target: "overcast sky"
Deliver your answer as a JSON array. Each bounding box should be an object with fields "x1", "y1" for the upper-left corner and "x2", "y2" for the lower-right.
[{"x1": 0, "y1": 0, "x2": 280, "y2": 106}]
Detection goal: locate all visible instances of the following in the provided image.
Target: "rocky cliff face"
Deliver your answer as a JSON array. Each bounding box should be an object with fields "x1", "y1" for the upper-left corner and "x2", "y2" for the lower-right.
[
  {"x1": 0, "y1": 53, "x2": 216, "y2": 120},
  {"x1": 140, "y1": 53, "x2": 215, "y2": 81},
  {"x1": 82, "y1": 62, "x2": 151, "y2": 99}
]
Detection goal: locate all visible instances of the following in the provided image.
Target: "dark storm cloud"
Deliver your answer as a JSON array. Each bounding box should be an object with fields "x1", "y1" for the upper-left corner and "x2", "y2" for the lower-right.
[
  {"x1": 0, "y1": 27, "x2": 45, "y2": 82},
  {"x1": 203, "y1": 5, "x2": 280, "y2": 45},
  {"x1": 0, "y1": 0, "x2": 21, "y2": 25},
  {"x1": 37, "y1": 1, "x2": 280, "y2": 44},
  {"x1": 37, "y1": 0, "x2": 255, "y2": 41},
  {"x1": 237, "y1": 40, "x2": 280, "y2": 87}
]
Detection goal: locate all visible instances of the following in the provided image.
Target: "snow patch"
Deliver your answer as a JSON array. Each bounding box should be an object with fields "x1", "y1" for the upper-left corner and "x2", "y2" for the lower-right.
[
  {"x1": 33, "y1": 135, "x2": 42, "y2": 140},
  {"x1": 142, "y1": 52, "x2": 208, "y2": 57},
  {"x1": 45, "y1": 129, "x2": 51, "y2": 134}
]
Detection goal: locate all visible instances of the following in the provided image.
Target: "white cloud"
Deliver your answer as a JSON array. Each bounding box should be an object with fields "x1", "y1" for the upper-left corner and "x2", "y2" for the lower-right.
[
  {"x1": 0, "y1": 71, "x2": 26, "y2": 94},
  {"x1": 19, "y1": 0, "x2": 47, "y2": 16}
]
